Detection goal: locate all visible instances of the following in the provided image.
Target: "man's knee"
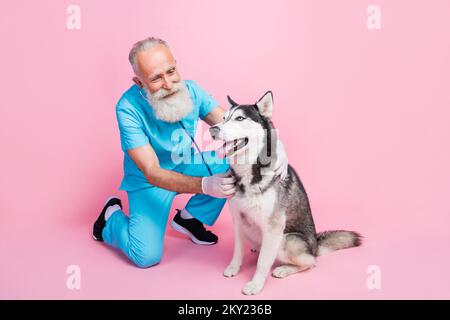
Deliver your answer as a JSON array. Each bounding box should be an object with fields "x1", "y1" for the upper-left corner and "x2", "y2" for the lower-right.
[{"x1": 130, "y1": 247, "x2": 163, "y2": 269}]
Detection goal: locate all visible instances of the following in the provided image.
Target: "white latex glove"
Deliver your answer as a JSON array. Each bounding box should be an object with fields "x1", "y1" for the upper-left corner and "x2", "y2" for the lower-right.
[
  {"x1": 201, "y1": 172, "x2": 236, "y2": 198},
  {"x1": 273, "y1": 140, "x2": 289, "y2": 180}
]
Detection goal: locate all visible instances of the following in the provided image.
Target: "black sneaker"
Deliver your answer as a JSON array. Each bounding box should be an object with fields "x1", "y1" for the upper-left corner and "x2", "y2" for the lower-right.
[
  {"x1": 93, "y1": 196, "x2": 122, "y2": 241},
  {"x1": 170, "y1": 209, "x2": 218, "y2": 245}
]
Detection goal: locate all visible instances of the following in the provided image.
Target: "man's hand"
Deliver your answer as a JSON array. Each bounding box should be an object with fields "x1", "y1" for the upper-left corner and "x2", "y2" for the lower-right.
[
  {"x1": 273, "y1": 140, "x2": 289, "y2": 180},
  {"x1": 201, "y1": 172, "x2": 236, "y2": 198}
]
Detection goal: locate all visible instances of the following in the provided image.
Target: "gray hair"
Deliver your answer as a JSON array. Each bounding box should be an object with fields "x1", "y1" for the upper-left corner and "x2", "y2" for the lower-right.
[{"x1": 128, "y1": 37, "x2": 169, "y2": 73}]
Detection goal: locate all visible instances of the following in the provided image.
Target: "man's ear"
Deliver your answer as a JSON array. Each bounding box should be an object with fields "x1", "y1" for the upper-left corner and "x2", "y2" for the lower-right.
[
  {"x1": 255, "y1": 91, "x2": 273, "y2": 118},
  {"x1": 227, "y1": 95, "x2": 238, "y2": 108},
  {"x1": 133, "y1": 76, "x2": 144, "y2": 88}
]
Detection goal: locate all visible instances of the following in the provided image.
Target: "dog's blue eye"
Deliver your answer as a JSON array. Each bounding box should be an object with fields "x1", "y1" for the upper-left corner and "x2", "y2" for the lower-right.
[{"x1": 235, "y1": 116, "x2": 245, "y2": 121}]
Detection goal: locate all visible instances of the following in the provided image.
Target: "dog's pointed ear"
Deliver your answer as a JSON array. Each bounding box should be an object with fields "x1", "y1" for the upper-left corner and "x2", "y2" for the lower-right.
[
  {"x1": 255, "y1": 91, "x2": 273, "y2": 118},
  {"x1": 227, "y1": 95, "x2": 238, "y2": 107}
]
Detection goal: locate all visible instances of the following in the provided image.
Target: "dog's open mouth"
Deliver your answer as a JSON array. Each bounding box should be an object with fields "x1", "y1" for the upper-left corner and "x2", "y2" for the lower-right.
[{"x1": 221, "y1": 137, "x2": 249, "y2": 158}]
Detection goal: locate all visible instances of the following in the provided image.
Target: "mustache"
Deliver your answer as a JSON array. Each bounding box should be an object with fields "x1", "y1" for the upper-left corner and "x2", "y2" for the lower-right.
[{"x1": 151, "y1": 82, "x2": 184, "y2": 100}]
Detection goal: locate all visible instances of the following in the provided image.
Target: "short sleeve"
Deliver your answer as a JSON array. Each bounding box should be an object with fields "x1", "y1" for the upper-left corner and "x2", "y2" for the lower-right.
[
  {"x1": 188, "y1": 80, "x2": 219, "y2": 119},
  {"x1": 116, "y1": 100, "x2": 149, "y2": 151}
]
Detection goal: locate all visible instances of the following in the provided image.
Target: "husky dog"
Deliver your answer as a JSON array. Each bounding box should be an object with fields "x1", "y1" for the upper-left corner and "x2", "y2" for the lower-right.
[{"x1": 209, "y1": 91, "x2": 362, "y2": 295}]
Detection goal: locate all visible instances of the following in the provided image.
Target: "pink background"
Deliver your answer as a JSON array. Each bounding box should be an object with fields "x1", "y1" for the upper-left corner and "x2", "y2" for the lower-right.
[{"x1": 1, "y1": 0, "x2": 450, "y2": 299}]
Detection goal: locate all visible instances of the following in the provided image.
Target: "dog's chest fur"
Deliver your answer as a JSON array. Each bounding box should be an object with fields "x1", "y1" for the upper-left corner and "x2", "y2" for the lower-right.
[{"x1": 229, "y1": 165, "x2": 283, "y2": 244}]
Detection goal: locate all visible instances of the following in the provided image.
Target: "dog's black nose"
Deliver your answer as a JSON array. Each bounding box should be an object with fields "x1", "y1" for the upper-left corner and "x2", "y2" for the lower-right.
[{"x1": 209, "y1": 126, "x2": 220, "y2": 138}]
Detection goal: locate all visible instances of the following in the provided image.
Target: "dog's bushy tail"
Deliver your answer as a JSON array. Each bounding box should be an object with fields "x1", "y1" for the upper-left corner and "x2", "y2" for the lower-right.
[{"x1": 316, "y1": 230, "x2": 363, "y2": 256}]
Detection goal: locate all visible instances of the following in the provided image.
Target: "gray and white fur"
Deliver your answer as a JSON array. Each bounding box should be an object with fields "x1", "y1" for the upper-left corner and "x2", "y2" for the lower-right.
[{"x1": 209, "y1": 91, "x2": 362, "y2": 295}]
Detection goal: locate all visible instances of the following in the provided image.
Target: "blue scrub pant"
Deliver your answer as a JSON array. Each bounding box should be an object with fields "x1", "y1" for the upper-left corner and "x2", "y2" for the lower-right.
[{"x1": 102, "y1": 151, "x2": 229, "y2": 268}]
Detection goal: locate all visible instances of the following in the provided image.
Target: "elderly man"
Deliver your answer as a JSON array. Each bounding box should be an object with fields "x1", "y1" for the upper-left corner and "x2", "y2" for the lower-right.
[{"x1": 93, "y1": 37, "x2": 288, "y2": 268}]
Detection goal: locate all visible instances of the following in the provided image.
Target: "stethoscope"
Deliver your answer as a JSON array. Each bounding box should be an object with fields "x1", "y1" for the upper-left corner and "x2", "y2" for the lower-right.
[{"x1": 138, "y1": 86, "x2": 213, "y2": 176}]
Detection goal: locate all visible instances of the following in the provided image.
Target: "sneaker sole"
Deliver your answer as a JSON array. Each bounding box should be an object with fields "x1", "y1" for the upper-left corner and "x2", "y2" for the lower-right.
[
  {"x1": 170, "y1": 220, "x2": 217, "y2": 246},
  {"x1": 104, "y1": 195, "x2": 120, "y2": 206}
]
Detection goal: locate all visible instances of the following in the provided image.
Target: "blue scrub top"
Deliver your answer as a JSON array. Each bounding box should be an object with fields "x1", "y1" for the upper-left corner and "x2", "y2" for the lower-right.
[{"x1": 116, "y1": 80, "x2": 219, "y2": 191}]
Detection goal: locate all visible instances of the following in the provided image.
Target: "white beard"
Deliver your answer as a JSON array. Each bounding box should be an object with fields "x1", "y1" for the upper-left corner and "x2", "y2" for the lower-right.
[{"x1": 144, "y1": 81, "x2": 194, "y2": 123}]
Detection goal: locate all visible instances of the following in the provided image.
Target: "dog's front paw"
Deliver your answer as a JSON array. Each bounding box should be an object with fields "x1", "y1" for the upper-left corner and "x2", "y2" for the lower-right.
[
  {"x1": 223, "y1": 264, "x2": 240, "y2": 277},
  {"x1": 242, "y1": 281, "x2": 264, "y2": 295},
  {"x1": 272, "y1": 266, "x2": 291, "y2": 278}
]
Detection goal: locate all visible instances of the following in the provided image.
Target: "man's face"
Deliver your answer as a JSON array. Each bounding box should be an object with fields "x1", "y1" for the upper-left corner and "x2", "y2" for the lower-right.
[
  {"x1": 133, "y1": 44, "x2": 181, "y2": 94},
  {"x1": 132, "y1": 44, "x2": 193, "y2": 123}
]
